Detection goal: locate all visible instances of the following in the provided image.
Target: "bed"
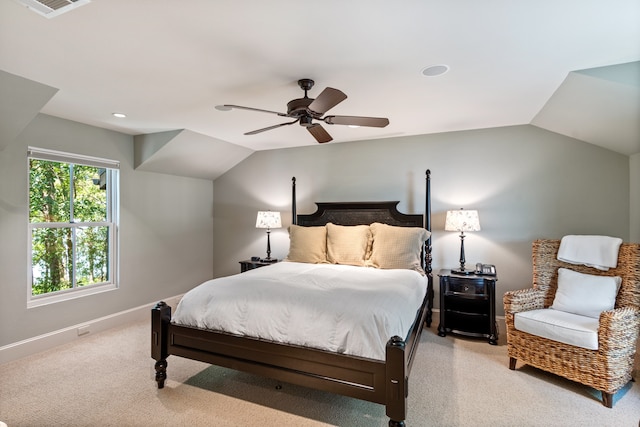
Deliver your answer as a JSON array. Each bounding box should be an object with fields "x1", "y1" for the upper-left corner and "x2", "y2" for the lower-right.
[{"x1": 151, "y1": 170, "x2": 433, "y2": 427}]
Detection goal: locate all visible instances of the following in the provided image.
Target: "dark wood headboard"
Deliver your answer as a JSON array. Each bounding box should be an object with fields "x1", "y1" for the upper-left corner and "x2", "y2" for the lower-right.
[
  {"x1": 290, "y1": 170, "x2": 432, "y2": 275},
  {"x1": 296, "y1": 201, "x2": 422, "y2": 228}
]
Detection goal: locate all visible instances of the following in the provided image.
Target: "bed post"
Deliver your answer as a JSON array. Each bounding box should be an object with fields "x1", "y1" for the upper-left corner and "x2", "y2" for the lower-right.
[
  {"x1": 151, "y1": 301, "x2": 171, "y2": 389},
  {"x1": 292, "y1": 176, "x2": 297, "y2": 225},
  {"x1": 425, "y1": 169, "x2": 433, "y2": 327},
  {"x1": 425, "y1": 169, "x2": 431, "y2": 273},
  {"x1": 385, "y1": 336, "x2": 407, "y2": 427}
]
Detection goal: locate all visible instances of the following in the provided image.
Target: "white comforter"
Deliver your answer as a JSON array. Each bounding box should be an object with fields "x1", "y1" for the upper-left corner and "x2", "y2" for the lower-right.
[{"x1": 172, "y1": 262, "x2": 428, "y2": 361}]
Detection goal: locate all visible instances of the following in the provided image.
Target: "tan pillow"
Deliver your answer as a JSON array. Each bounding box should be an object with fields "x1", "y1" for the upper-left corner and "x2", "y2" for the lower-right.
[
  {"x1": 368, "y1": 222, "x2": 431, "y2": 272},
  {"x1": 285, "y1": 225, "x2": 327, "y2": 263},
  {"x1": 326, "y1": 223, "x2": 372, "y2": 266}
]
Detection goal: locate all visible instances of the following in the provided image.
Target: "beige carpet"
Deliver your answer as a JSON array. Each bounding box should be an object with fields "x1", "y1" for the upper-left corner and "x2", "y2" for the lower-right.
[{"x1": 0, "y1": 320, "x2": 638, "y2": 427}]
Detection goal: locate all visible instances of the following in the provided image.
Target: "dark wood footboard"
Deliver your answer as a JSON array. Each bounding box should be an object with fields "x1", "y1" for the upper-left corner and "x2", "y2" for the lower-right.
[{"x1": 151, "y1": 289, "x2": 428, "y2": 426}]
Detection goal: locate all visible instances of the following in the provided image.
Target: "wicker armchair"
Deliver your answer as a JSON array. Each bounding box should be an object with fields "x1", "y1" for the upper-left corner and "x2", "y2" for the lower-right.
[{"x1": 503, "y1": 239, "x2": 640, "y2": 407}]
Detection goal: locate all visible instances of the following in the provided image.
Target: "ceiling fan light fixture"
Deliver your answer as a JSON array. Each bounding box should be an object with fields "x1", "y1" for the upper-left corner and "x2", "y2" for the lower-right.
[
  {"x1": 299, "y1": 115, "x2": 314, "y2": 127},
  {"x1": 421, "y1": 64, "x2": 449, "y2": 77}
]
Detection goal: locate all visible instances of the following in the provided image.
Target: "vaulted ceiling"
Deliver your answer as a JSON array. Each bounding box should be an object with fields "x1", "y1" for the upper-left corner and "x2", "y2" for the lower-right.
[{"x1": 1, "y1": 0, "x2": 638, "y2": 180}]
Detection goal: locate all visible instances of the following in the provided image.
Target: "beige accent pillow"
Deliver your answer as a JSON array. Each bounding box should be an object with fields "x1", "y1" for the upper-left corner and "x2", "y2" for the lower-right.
[
  {"x1": 368, "y1": 222, "x2": 431, "y2": 273},
  {"x1": 326, "y1": 223, "x2": 372, "y2": 266},
  {"x1": 285, "y1": 225, "x2": 327, "y2": 264}
]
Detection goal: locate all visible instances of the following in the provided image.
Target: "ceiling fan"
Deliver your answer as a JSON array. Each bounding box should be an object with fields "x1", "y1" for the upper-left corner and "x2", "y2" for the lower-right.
[{"x1": 223, "y1": 79, "x2": 389, "y2": 144}]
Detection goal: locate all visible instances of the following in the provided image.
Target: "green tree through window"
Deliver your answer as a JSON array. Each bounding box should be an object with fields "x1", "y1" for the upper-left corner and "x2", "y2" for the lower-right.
[{"x1": 28, "y1": 148, "x2": 118, "y2": 300}]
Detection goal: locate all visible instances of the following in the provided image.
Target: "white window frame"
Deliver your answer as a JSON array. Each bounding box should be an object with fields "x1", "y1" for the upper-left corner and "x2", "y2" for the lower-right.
[{"x1": 27, "y1": 147, "x2": 120, "y2": 308}]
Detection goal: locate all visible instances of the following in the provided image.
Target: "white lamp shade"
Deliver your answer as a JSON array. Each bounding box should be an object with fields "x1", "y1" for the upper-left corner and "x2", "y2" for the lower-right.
[
  {"x1": 444, "y1": 209, "x2": 481, "y2": 232},
  {"x1": 256, "y1": 211, "x2": 282, "y2": 229}
]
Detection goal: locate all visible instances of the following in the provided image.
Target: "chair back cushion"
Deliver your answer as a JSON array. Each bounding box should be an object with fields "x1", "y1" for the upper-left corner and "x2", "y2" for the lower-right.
[{"x1": 550, "y1": 268, "x2": 621, "y2": 318}]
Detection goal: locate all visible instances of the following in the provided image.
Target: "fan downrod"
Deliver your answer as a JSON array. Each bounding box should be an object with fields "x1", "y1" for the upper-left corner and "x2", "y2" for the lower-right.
[
  {"x1": 288, "y1": 79, "x2": 317, "y2": 117},
  {"x1": 298, "y1": 79, "x2": 314, "y2": 93}
]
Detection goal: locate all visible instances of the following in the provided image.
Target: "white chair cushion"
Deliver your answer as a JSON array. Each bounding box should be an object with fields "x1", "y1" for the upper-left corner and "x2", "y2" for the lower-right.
[
  {"x1": 514, "y1": 308, "x2": 599, "y2": 350},
  {"x1": 550, "y1": 268, "x2": 621, "y2": 319}
]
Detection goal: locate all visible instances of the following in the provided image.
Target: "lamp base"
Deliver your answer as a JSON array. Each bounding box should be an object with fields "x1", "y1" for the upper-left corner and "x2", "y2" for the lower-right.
[
  {"x1": 259, "y1": 257, "x2": 278, "y2": 263},
  {"x1": 451, "y1": 269, "x2": 474, "y2": 275}
]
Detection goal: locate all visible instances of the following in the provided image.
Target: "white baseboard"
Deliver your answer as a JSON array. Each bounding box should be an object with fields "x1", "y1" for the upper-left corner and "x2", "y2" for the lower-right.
[{"x1": 0, "y1": 295, "x2": 183, "y2": 365}]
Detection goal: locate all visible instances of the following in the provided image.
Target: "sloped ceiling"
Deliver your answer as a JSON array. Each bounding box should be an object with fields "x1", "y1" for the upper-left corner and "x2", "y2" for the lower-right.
[
  {"x1": 1, "y1": 1, "x2": 638, "y2": 180},
  {"x1": 134, "y1": 129, "x2": 252, "y2": 180},
  {"x1": 0, "y1": 69, "x2": 57, "y2": 151},
  {"x1": 532, "y1": 62, "x2": 640, "y2": 156}
]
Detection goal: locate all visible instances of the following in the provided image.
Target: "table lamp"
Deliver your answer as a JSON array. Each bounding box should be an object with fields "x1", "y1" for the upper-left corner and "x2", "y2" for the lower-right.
[
  {"x1": 256, "y1": 211, "x2": 281, "y2": 262},
  {"x1": 444, "y1": 208, "x2": 481, "y2": 274}
]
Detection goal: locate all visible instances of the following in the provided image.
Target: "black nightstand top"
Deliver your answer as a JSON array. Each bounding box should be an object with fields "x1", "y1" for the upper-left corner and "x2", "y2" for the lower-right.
[
  {"x1": 438, "y1": 269, "x2": 497, "y2": 281},
  {"x1": 239, "y1": 259, "x2": 278, "y2": 273}
]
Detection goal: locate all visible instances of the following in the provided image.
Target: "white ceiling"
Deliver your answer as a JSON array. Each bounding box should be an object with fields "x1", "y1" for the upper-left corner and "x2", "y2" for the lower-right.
[{"x1": 1, "y1": 0, "x2": 639, "y2": 178}]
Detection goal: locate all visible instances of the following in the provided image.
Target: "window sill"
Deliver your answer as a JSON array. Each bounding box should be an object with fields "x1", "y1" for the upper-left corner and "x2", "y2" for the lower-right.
[{"x1": 27, "y1": 283, "x2": 118, "y2": 308}]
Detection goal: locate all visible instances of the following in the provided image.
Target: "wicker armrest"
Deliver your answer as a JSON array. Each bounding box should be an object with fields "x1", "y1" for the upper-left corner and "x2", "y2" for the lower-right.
[
  {"x1": 598, "y1": 307, "x2": 640, "y2": 350},
  {"x1": 503, "y1": 288, "x2": 545, "y2": 314}
]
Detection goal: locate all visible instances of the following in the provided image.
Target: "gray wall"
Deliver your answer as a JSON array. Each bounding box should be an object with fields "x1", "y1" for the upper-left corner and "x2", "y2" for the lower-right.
[
  {"x1": 212, "y1": 125, "x2": 630, "y2": 316},
  {"x1": 0, "y1": 114, "x2": 214, "y2": 346}
]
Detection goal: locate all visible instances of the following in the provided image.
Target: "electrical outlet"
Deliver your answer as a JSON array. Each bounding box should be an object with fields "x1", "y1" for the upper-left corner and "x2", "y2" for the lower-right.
[{"x1": 77, "y1": 325, "x2": 90, "y2": 336}]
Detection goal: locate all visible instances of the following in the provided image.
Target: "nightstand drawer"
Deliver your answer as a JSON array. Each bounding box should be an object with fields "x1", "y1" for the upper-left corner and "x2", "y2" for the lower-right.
[{"x1": 446, "y1": 277, "x2": 485, "y2": 296}]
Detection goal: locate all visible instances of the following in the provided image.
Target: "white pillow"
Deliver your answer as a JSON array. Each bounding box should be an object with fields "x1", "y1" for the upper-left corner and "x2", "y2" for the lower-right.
[{"x1": 550, "y1": 268, "x2": 622, "y2": 319}]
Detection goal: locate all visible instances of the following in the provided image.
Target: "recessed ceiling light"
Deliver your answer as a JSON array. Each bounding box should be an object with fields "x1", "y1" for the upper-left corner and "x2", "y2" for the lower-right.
[
  {"x1": 112, "y1": 112, "x2": 126, "y2": 118},
  {"x1": 421, "y1": 64, "x2": 449, "y2": 77},
  {"x1": 215, "y1": 105, "x2": 233, "y2": 111}
]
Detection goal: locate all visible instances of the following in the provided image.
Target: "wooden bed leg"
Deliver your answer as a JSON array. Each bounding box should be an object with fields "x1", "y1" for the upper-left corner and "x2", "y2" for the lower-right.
[
  {"x1": 151, "y1": 301, "x2": 171, "y2": 389},
  {"x1": 154, "y1": 359, "x2": 167, "y2": 389},
  {"x1": 601, "y1": 391, "x2": 613, "y2": 408},
  {"x1": 385, "y1": 336, "x2": 407, "y2": 427},
  {"x1": 509, "y1": 357, "x2": 517, "y2": 370}
]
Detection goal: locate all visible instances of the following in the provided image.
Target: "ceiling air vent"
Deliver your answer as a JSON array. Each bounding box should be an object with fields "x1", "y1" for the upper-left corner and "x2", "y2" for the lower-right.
[{"x1": 14, "y1": 0, "x2": 90, "y2": 18}]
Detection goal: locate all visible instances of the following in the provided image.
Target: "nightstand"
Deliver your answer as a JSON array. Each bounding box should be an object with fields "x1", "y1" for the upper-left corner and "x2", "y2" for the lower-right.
[
  {"x1": 239, "y1": 259, "x2": 277, "y2": 273},
  {"x1": 437, "y1": 269, "x2": 498, "y2": 345}
]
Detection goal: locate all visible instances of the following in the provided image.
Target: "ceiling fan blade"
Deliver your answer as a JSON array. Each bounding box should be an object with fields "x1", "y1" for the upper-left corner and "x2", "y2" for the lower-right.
[
  {"x1": 307, "y1": 123, "x2": 333, "y2": 143},
  {"x1": 244, "y1": 119, "x2": 298, "y2": 135},
  {"x1": 224, "y1": 104, "x2": 288, "y2": 116},
  {"x1": 308, "y1": 87, "x2": 347, "y2": 115},
  {"x1": 323, "y1": 115, "x2": 390, "y2": 128}
]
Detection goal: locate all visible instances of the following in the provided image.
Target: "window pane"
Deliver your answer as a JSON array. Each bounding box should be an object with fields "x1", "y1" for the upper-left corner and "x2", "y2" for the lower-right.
[
  {"x1": 31, "y1": 227, "x2": 72, "y2": 295},
  {"x1": 76, "y1": 226, "x2": 110, "y2": 286},
  {"x1": 29, "y1": 159, "x2": 70, "y2": 223},
  {"x1": 73, "y1": 165, "x2": 107, "y2": 222},
  {"x1": 28, "y1": 149, "x2": 119, "y2": 302}
]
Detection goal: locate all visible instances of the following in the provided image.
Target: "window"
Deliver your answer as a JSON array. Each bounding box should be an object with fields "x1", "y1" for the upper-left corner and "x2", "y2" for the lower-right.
[{"x1": 27, "y1": 147, "x2": 119, "y2": 307}]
